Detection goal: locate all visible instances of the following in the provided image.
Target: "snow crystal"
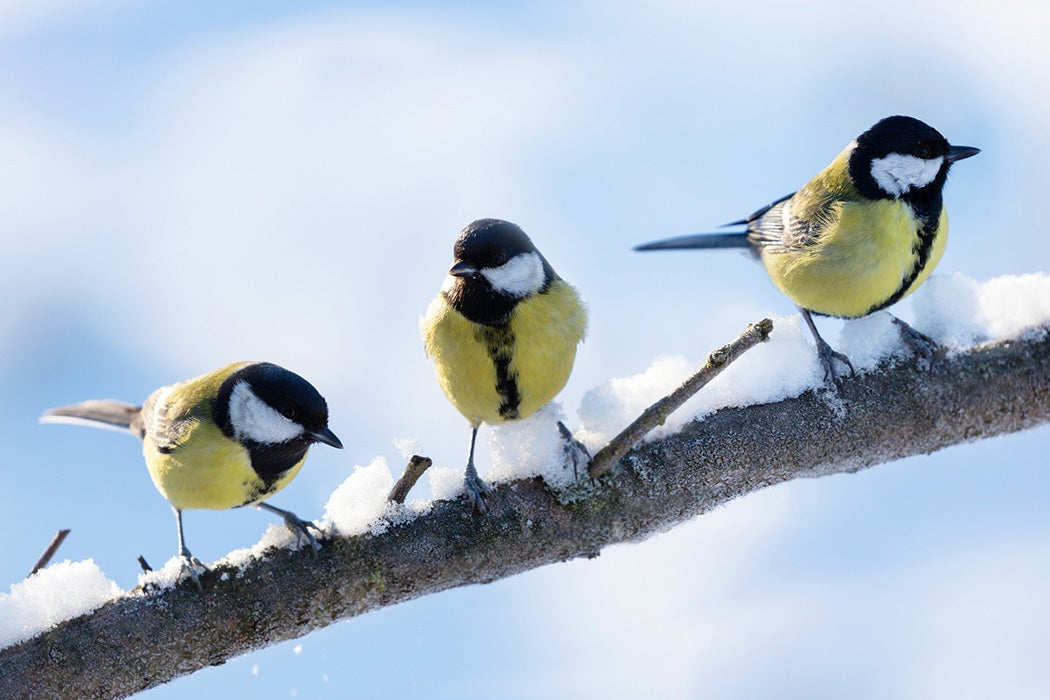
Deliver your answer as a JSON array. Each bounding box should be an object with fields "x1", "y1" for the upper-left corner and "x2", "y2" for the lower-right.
[
  {"x1": 837, "y1": 312, "x2": 909, "y2": 370},
  {"x1": 574, "y1": 355, "x2": 695, "y2": 451},
  {"x1": 392, "y1": 437, "x2": 422, "y2": 459},
  {"x1": 913, "y1": 272, "x2": 1050, "y2": 348},
  {"x1": 137, "y1": 555, "x2": 193, "y2": 591},
  {"x1": 322, "y1": 457, "x2": 397, "y2": 535},
  {"x1": 427, "y1": 465, "x2": 466, "y2": 501},
  {"x1": 488, "y1": 402, "x2": 579, "y2": 488},
  {"x1": 320, "y1": 457, "x2": 430, "y2": 537},
  {"x1": 0, "y1": 559, "x2": 123, "y2": 649}
]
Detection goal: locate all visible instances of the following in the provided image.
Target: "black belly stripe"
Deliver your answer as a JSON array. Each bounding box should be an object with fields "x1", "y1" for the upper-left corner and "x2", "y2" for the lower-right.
[
  {"x1": 478, "y1": 324, "x2": 521, "y2": 420},
  {"x1": 867, "y1": 216, "x2": 940, "y2": 315}
]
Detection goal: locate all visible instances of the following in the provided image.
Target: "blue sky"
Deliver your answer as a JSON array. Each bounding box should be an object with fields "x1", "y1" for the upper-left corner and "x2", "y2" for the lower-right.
[{"x1": 1, "y1": 1, "x2": 1048, "y2": 698}]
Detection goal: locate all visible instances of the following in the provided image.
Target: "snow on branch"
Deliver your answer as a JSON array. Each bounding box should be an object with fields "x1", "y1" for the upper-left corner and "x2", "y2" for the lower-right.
[{"x1": 1, "y1": 325, "x2": 1049, "y2": 699}]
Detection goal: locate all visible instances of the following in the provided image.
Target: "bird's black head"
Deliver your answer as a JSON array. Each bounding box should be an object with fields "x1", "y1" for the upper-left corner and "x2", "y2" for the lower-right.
[
  {"x1": 849, "y1": 115, "x2": 979, "y2": 220},
  {"x1": 452, "y1": 218, "x2": 543, "y2": 270},
  {"x1": 442, "y1": 218, "x2": 556, "y2": 326},
  {"x1": 215, "y1": 362, "x2": 342, "y2": 485}
]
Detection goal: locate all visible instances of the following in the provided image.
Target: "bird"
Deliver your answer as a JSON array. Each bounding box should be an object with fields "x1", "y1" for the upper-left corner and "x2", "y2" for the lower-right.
[
  {"x1": 422, "y1": 218, "x2": 588, "y2": 512},
  {"x1": 636, "y1": 115, "x2": 979, "y2": 388},
  {"x1": 41, "y1": 361, "x2": 343, "y2": 588}
]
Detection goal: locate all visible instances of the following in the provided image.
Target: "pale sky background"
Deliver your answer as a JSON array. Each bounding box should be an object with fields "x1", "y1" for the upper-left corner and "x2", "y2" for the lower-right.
[{"x1": 1, "y1": 1, "x2": 1048, "y2": 698}]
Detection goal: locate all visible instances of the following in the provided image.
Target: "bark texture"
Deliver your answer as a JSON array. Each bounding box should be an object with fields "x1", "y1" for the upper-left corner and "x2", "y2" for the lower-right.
[{"x1": 2, "y1": 328, "x2": 1048, "y2": 699}]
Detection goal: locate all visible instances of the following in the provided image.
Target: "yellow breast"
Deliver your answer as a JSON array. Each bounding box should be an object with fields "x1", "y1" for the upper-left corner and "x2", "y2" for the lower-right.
[
  {"x1": 423, "y1": 280, "x2": 587, "y2": 426},
  {"x1": 761, "y1": 202, "x2": 948, "y2": 318},
  {"x1": 140, "y1": 378, "x2": 305, "y2": 512}
]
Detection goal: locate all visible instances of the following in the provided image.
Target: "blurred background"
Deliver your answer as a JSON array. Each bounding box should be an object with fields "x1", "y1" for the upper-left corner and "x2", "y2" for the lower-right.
[{"x1": 2, "y1": 1, "x2": 1048, "y2": 698}]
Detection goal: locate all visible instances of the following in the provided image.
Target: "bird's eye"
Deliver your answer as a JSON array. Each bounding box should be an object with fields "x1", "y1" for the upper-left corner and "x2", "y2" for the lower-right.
[
  {"x1": 282, "y1": 407, "x2": 298, "y2": 419},
  {"x1": 915, "y1": 145, "x2": 932, "y2": 159}
]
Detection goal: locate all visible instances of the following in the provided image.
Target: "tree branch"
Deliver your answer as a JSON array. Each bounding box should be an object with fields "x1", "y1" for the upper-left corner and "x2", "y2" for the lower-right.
[
  {"x1": 589, "y1": 318, "x2": 772, "y2": 477},
  {"x1": 387, "y1": 455, "x2": 433, "y2": 504},
  {"x1": 28, "y1": 529, "x2": 71, "y2": 577},
  {"x1": 2, "y1": 328, "x2": 1048, "y2": 699}
]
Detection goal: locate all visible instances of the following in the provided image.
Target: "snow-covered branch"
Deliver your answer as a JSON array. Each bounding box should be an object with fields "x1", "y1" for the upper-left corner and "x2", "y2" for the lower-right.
[{"x1": 2, "y1": 327, "x2": 1048, "y2": 699}]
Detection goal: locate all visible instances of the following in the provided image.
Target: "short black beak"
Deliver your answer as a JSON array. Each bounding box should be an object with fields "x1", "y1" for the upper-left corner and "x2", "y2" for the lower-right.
[
  {"x1": 449, "y1": 261, "x2": 477, "y2": 278},
  {"x1": 947, "y1": 145, "x2": 980, "y2": 163},
  {"x1": 309, "y1": 427, "x2": 343, "y2": 449}
]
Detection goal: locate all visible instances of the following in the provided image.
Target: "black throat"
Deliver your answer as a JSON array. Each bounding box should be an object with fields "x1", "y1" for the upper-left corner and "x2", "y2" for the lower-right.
[
  {"x1": 239, "y1": 439, "x2": 311, "y2": 498},
  {"x1": 443, "y1": 278, "x2": 521, "y2": 327}
]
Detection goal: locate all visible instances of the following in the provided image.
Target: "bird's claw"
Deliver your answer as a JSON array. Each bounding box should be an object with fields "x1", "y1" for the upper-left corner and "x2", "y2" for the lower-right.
[
  {"x1": 892, "y1": 317, "x2": 940, "y2": 371},
  {"x1": 557, "y1": 421, "x2": 591, "y2": 480},
  {"x1": 464, "y1": 471, "x2": 491, "y2": 514},
  {"x1": 815, "y1": 338, "x2": 855, "y2": 392},
  {"x1": 257, "y1": 502, "x2": 324, "y2": 554},
  {"x1": 280, "y1": 513, "x2": 323, "y2": 555},
  {"x1": 178, "y1": 551, "x2": 207, "y2": 592}
]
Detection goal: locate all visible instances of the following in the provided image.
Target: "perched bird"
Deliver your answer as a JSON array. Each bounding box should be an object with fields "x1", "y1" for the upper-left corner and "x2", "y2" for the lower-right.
[
  {"x1": 41, "y1": 361, "x2": 342, "y2": 588},
  {"x1": 636, "y1": 115, "x2": 979, "y2": 388},
  {"x1": 422, "y1": 218, "x2": 588, "y2": 511}
]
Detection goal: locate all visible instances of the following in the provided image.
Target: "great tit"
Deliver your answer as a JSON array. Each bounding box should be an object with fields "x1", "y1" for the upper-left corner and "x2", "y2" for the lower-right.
[
  {"x1": 422, "y1": 218, "x2": 588, "y2": 512},
  {"x1": 41, "y1": 361, "x2": 342, "y2": 587},
  {"x1": 636, "y1": 115, "x2": 979, "y2": 388}
]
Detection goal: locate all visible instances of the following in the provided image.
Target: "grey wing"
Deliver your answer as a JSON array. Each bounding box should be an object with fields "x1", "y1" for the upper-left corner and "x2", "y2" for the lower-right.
[
  {"x1": 746, "y1": 197, "x2": 823, "y2": 252},
  {"x1": 139, "y1": 385, "x2": 191, "y2": 453}
]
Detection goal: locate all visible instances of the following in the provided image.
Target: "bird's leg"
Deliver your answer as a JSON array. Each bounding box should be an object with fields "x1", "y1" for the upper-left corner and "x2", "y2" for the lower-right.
[
  {"x1": 173, "y1": 507, "x2": 206, "y2": 592},
  {"x1": 800, "y1": 308, "x2": 855, "y2": 391},
  {"x1": 557, "y1": 420, "x2": 591, "y2": 480},
  {"x1": 257, "y1": 501, "x2": 323, "y2": 555},
  {"x1": 890, "y1": 315, "x2": 939, "y2": 370},
  {"x1": 464, "y1": 425, "x2": 490, "y2": 514}
]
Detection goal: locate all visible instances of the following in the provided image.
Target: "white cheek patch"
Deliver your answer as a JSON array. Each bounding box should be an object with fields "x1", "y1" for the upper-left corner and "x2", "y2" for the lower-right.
[
  {"x1": 870, "y1": 153, "x2": 944, "y2": 196},
  {"x1": 480, "y1": 251, "x2": 546, "y2": 297},
  {"x1": 228, "y1": 381, "x2": 303, "y2": 445}
]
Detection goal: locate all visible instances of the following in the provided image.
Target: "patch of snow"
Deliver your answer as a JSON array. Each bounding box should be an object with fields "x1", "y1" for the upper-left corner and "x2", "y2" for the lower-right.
[{"x1": 0, "y1": 559, "x2": 123, "y2": 649}]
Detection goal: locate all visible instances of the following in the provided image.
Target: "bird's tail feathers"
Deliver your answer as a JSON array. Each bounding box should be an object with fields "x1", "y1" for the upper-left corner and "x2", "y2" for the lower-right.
[
  {"x1": 634, "y1": 232, "x2": 751, "y2": 251},
  {"x1": 40, "y1": 400, "x2": 141, "y2": 435}
]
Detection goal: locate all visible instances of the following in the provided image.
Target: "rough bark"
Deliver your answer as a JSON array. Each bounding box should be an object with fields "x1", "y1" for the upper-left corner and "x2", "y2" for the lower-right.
[{"x1": 2, "y1": 328, "x2": 1048, "y2": 699}]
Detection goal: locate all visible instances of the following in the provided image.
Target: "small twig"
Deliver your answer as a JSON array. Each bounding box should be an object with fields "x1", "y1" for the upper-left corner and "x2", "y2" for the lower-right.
[
  {"x1": 387, "y1": 455, "x2": 434, "y2": 504},
  {"x1": 588, "y1": 318, "x2": 773, "y2": 478},
  {"x1": 29, "y1": 529, "x2": 71, "y2": 577}
]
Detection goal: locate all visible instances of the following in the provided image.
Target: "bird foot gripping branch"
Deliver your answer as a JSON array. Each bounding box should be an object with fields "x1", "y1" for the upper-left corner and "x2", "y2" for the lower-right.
[
  {"x1": 558, "y1": 420, "x2": 591, "y2": 480},
  {"x1": 180, "y1": 557, "x2": 206, "y2": 592},
  {"x1": 257, "y1": 502, "x2": 324, "y2": 555},
  {"x1": 463, "y1": 461, "x2": 492, "y2": 514},
  {"x1": 891, "y1": 316, "x2": 942, "y2": 371}
]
